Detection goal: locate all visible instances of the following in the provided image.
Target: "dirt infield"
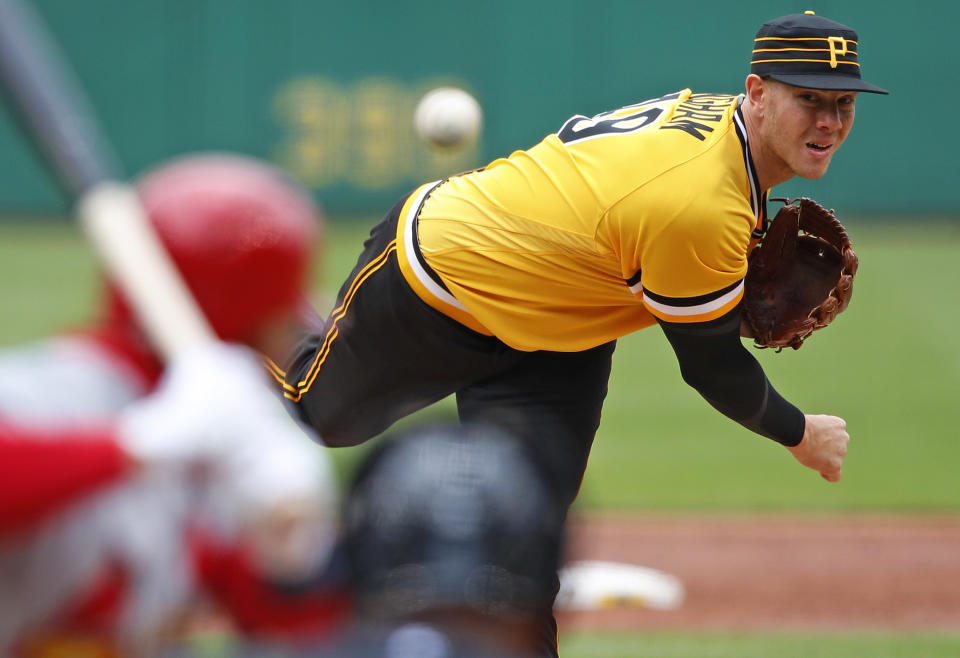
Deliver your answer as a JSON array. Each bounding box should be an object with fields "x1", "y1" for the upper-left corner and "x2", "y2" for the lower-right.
[{"x1": 559, "y1": 513, "x2": 960, "y2": 632}]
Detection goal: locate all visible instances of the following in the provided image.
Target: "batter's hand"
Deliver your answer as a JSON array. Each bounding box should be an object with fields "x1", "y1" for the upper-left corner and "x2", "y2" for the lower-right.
[
  {"x1": 786, "y1": 414, "x2": 850, "y2": 482},
  {"x1": 118, "y1": 341, "x2": 339, "y2": 579}
]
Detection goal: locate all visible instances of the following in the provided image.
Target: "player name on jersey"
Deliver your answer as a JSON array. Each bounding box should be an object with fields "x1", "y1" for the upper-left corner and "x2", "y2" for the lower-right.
[{"x1": 660, "y1": 93, "x2": 736, "y2": 141}]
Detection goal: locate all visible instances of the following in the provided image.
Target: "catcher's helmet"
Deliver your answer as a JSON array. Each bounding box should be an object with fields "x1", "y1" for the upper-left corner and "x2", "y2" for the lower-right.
[
  {"x1": 343, "y1": 422, "x2": 565, "y2": 620},
  {"x1": 104, "y1": 153, "x2": 321, "y2": 343}
]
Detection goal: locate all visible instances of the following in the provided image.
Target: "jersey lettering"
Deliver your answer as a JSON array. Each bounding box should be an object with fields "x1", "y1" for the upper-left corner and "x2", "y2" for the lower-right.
[
  {"x1": 556, "y1": 92, "x2": 681, "y2": 145},
  {"x1": 659, "y1": 93, "x2": 736, "y2": 141}
]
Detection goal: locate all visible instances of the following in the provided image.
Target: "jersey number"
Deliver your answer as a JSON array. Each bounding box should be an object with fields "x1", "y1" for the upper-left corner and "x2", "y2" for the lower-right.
[{"x1": 556, "y1": 93, "x2": 680, "y2": 145}]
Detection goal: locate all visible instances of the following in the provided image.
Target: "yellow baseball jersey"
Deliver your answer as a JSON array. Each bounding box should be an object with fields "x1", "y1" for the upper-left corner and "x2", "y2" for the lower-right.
[{"x1": 395, "y1": 89, "x2": 767, "y2": 352}]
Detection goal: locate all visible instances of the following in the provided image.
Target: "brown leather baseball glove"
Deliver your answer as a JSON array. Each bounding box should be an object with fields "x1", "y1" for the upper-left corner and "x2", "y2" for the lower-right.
[{"x1": 742, "y1": 197, "x2": 858, "y2": 351}]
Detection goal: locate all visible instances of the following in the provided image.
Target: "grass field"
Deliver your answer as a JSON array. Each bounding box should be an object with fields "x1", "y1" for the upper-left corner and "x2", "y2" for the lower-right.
[
  {"x1": 190, "y1": 628, "x2": 960, "y2": 658},
  {"x1": 5, "y1": 216, "x2": 953, "y2": 512},
  {"x1": 560, "y1": 630, "x2": 960, "y2": 658},
  {"x1": 2, "y1": 215, "x2": 958, "y2": 656}
]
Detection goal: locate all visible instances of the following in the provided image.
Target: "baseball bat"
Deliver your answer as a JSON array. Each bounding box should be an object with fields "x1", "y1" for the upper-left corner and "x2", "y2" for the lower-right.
[{"x1": 0, "y1": 0, "x2": 214, "y2": 358}]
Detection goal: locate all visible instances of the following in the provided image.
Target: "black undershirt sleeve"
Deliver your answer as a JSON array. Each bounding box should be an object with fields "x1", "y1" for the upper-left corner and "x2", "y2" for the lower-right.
[{"x1": 657, "y1": 307, "x2": 805, "y2": 446}]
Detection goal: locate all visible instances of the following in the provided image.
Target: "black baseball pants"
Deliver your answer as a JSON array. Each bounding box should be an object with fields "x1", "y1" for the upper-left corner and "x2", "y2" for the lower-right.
[{"x1": 284, "y1": 192, "x2": 617, "y2": 656}]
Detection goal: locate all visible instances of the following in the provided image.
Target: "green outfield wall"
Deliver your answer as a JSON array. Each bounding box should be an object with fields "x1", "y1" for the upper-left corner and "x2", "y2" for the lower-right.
[{"x1": 0, "y1": 0, "x2": 951, "y2": 215}]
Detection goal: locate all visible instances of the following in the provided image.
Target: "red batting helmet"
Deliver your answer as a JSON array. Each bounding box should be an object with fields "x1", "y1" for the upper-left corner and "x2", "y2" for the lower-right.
[{"x1": 104, "y1": 153, "x2": 321, "y2": 344}]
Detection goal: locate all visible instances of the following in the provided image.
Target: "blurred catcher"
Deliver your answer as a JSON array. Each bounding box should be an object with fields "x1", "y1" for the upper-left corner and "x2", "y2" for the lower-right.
[
  {"x1": 0, "y1": 154, "x2": 350, "y2": 657},
  {"x1": 331, "y1": 422, "x2": 566, "y2": 658}
]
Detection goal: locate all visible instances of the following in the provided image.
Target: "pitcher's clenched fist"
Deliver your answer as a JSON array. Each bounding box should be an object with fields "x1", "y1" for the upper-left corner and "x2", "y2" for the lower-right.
[{"x1": 787, "y1": 414, "x2": 850, "y2": 482}]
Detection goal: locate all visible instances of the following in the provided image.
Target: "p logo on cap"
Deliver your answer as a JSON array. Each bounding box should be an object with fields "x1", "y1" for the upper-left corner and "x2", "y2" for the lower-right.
[{"x1": 827, "y1": 36, "x2": 848, "y2": 69}]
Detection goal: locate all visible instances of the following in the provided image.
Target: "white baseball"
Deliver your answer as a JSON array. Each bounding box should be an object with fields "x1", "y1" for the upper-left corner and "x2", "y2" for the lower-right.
[{"x1": 413, "y1": 86, "x2": 482, "y2": 148}]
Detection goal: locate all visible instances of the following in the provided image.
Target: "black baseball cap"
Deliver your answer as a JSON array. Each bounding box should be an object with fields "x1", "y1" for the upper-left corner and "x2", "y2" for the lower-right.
[{"x1": 751, "y1": 11, "x2": 888, "y2": 94}]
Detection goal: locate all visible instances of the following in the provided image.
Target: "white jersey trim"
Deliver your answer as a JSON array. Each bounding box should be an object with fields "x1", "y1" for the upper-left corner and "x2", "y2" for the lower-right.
[
  {"x1": 640, "y1": 280, "x2": 744, "y2": 317},
  {"x1": 401, "y1": 182, "x2": 470, "y2": 313}
]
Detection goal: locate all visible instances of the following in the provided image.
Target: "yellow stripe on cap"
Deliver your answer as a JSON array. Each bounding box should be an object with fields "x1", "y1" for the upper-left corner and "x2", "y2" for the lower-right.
[
  {"x1": 753, "y1": 47, "x2": 858, "y2": 54},
  {"x1": 751, "y1": 57, "x2": 860, "y2": 68},
  {"x1": 755, "y1": 36, "x2": 858, "y2": 45}
]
